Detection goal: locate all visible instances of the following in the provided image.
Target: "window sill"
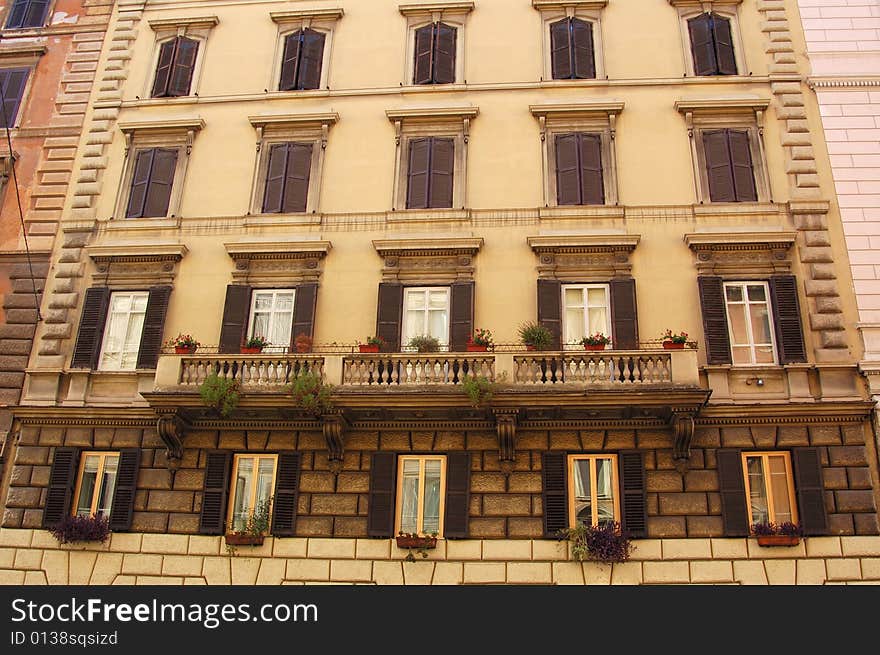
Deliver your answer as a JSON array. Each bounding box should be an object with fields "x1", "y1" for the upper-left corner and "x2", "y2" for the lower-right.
[
  {"x1": 692, "y1": 202, "x2": 781, "y2": 219},
  {"x1": 386, "y1": 208, "x2": 470, "y2": 222},
  {"x1": 243, "y1": 213, "x2": 322, "y2": 227},
  {"x1": 538, "y1": 205, "x2": 624, "y2": 220},
  {"x1": 106, "y1": 217, "x2": 181, "y2": 231}
]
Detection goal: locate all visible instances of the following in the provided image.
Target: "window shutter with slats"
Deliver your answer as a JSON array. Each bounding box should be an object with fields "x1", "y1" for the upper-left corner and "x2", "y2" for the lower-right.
[
  {"x1": 698, "y1": 276, "x2": 732, "y2": 365},
  {"x1": 433, "y1": 23, "x2": 456, "y2": 84},
  {"x1": 728, "y1": 129, "x2": 757, "y2": 202},
  {"x1": 142, "y1": 148, "x2": 177, "y2": 218},
  {"x1": 444, "y1": 452, "x2": 470, "y2": 538},
  {"x1": 151, "y1": 39, "x2": 176, "y2": 97},
  {"x1": 571, "y1": 18, "x2": 595, "y2": 79},
  {"x1": 579, "y1": 133, "x2": 604, "y2": 205},
  {"x1": 125, "y1": 149, "x2": 155, "y2": 218},
  {"x1": 712, "y1": 13, "x2": 737, "y2": 75},
  {"x1": 22, "y1": 0, "x2": 49, "y2": 29},
  {"x1": 135, "y1": 286, "x2": 172, "y2": 369},
  {"x1": 279, "y1": 31, "x2": 301, "y2": 91},
  {"x1": 429, "y1": 137, "x2": 454, "y2": 208},
  {"x1": 413, "y1": 24, "x2": 434, "y2": 85},
  {"x1": 537, "y1": 279, "x2": 562, "y2": 350},
  {"x1": 283, "y1": 143, "x2": 312, "y2": 213},
  {"x1": 367, "y1": 453, "x2": 397, "y2": 537},
  {"x1": 555, "y1": 133, "x2": 581, "y2": 205},
  {"x1": 619, "y1": 451, "x2": 647, "y2": 538},
  {"x1": 218, "y1": 285, "x2": 252, "y2": 354},
  {"x1": 42, "y1": 448, "x2": 79, "y2": 528},
  {"x1": 610, "y1": 278, "x2": 638, "y2": 350},
  {"x1": 271, "y1": 453, "x2": 302, "y2": 536},
  {"x1": 0, "y1": 68, "x2": 29, "y2": 128},
  {"x1": 376, "y1": 283, "x2": 404, "y2": 352},
  {"x1": 717, "y1": 448, "x2": 749, "y2": 536},
  {"x1": 450, "y1": 282, "x2": 474, "y2": 352},
  {"x1": 406, "y1": 138, "x2": 431, "y2": 210},
  {"x1": 550, "y1": 19, "x2": 572, "y2": 79},
  {"x1": 297, "y1": 29, "x2": 325, "y2": 90},
  {"x1": 109, "y1": 449, "x2": 140, "y2": 531},
  {"x1": 71, "y1": 287, "x2": 111, "y2": 369},
  {"x1": 688, "y1": 13, "x2": 716, "y2": 76},
  {"x1": 792, "y1": 447, "x2": 829, "y2": 536},
  {"x1": 542, "y1": 452, "x2": 567, "y2": 538},
  {"x1": 167, "y1": 37, "x2": 198, "y2": 97},
  {"x1": 199, "y1": 451, "x2": 232, "y2": 534},
  {"x1": 291, "y1": 283, "x2": 318, "y2": 347},
  {"x1": 262, "y1": 143, "x2": 288, "y2": 213},
  {"x1": 703, "y1": 130, "x2": 735, "y2": 202},
  {"x1": 769, "y1": 275, "x2": 807, "y2": 364}
]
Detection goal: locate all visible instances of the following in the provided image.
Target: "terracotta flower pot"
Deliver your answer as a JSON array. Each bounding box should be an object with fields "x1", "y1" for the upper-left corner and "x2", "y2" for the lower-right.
[
  {"x1": 224, "y1": 533, "x2": 265, "y2": 546},
  {"x1": 584, "y1": 344, "x2": 606, "y2": 351},
  {"x1": 756, "y1": 535, "x2": 800, "y2": 547},
  {"x1": 663, "y1": 341, "x2": 685, "y2": 349},
  {"x1": 525, "y1": 344, "x2": 536, "y2": 351},
  {"x1": 466, "y1": 343, "x2": 488, "y2": 352},
  {"x1": 241, "y1": 346, "x2": 263, "y2": 355},
  {"x1": 395, "y1": 535, "x2": 437, "y2": 550},
  {"x1": 359, "y1": 344, "x2": 380, "y2": 353},
  {"x1": 175, "y1": 346, "x2": 197, "y2": 355}
]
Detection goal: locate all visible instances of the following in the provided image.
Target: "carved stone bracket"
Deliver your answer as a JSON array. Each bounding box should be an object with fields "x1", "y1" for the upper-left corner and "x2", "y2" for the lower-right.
[
  {"x1": 670, "y1": 410, "x2": 696, "y2": 473},
  {"x1": 156, "y1": 410, "x2": 190, "y2": 468},
  {"x1": 494, "y1": 409, "x2": 519, "y2": 474},
  {"x1": 322, "y1": 411, "x2": 349, "y2": 473}
]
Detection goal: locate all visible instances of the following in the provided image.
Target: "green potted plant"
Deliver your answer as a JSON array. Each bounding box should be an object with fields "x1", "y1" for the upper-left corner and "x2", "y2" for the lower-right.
[
  {"x1": 359, "y1": 335, "x2": 385, "y2": 353},
  {"x1": 289, "y1": 369, "x2": 334, "y2": 417},
  {"x1": 752, "y1": 521, "x2": 803, "y2": 547},
  {"x1": 242, "y1": 335, "x2": 269, "y2": 354},
  {"x1": 407, "y1": 335, "x2": 440, "y2": 353},
  {"x1": 199, "y1": 373, "x2": 240, "y2": 417},
  {"x1": 662, "y1": 329, "x2": 688, "y2": 349},
  {"x1": 462, "y1": 375, "x2": 494, "y2": 408},
  {"x1": 466, "y1": 328, "x2": 494, "y2": 352},
  {"x1": 558, "y1": 521, "x2": 633, "y2": 564},
  {"x1": 165, "y1": 333, "x2": 200, "y2": 355},
  {"x1": 225, "y1": 496, "x2": 272, "y2": 546},
  {"x1": 580, "y1": 333, "x2": 611, "y2": 351},
  {"x1": 518, "y1": 321, "x2": 553, "y2": 351}
]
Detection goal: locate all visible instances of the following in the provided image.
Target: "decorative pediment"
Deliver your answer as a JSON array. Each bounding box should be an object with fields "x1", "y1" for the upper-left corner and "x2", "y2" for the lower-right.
[
  {"x1": 86, "y1": 242, "x2": 188, "y2": 286},
  {"x1": 373, "y1": 238, "x2": 483, "y2": 283},
  {"x1": 532, "y1": 1, "x2": 608, "y2": 9},
  {"x1": 398, "y1": 2, "x2": 475, "y2": 17},
  {"x1": 684, "y1": 231, "x2": 796, "y2": 275},
  {"x1": 224, "y1": 239, "x2": 332, "y2": 284},
  {"x1": 270, "y1": 8, "x2": 344, "y2": 24},
  {"x1": 528, "y1": 234, "x2": 640, "y2": 280},
  {"x1": 147, "y1": 16, "x2": 219, "y2": 31}
]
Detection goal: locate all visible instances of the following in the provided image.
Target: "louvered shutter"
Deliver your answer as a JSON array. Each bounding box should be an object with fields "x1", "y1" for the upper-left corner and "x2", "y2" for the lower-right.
[
  {"x1": 413, "y1": 24, "x2": 434, "y2": 85},
  {"x1": 571, "y1": 18, "x2": 595, "y2": 79},
  {"x1": 199, "y1": 451, "x2": 232, "y2": 534},
  {"x1": 433, "y1": 22, "x2": 456, "y2": 84},
  {"x1": 444, "y1": 452, "x2": 470, "y2": 538},
  {"x1": 42, "y1": 448, "x2": 79, "y2": 528},
  {"x1": 792, "y1": 448, "x2": 829, "y2": 536},
  {"x1": 450, "y1": 282, "x2": 474, "y2": 352},
  {"x1": 769, "y1": 275, "x2": 807, "y2": 364},
  {"x1": 688, "y1": 13, "x2": 717, "y2": 75},
  {"x1": 610, "y1": 278, "x2": 638, "y2": 350},
  {"x1": 283, "y1": 143, "x2": 312, "y2": 213},
  {"x1": 298, "y1": 29, "x2": 325, "y2": 90},
  {"x1": 108, "y1": 449, "x2": 140, "y2": 531},
  {"x1": 579, "y1": 133, "x2": 604, "y2": 205},
  {"x1": 717, "y1": 449, "x2": 749, "y2": 536},
  {"x1": 218, "y1": 285, "x2": 252, "y2": 353},
  {"x1": 698, "y1": 276, "x2": 732, "y2": 365},
  {"x1": 5, "y1": 0, "x2": 28, "y2": 29},
  {"x1": 125, "y1": 149, "x2": 155, "y2": 218},
  {"x1": 271, "y1": 453, "x2": 302, "y2": 536},
  {"x1": 367, "y1": 453, "x2": 397, "y2": 537},
  {"x1": 135, "y1": 286, "x2": 172, "y2": 369},
  {"x1": 151, "y1": 39, "x2": 176, "y2": 97},
  {"x1": 429, "y1": 137, "x2": 454, "y2": 208},
  {"x1": 262, "y1": 143, "x2": 289, "y2": 213},
  {"x1": 542, "y1": 452, "x2": 567, "y2": 538},
  {"x1": 291, "y1": 283, "x2": 318, "y2": 348},
  {"x1": 168, "y1": 37, "x2": 198, "y2": 97},
  {"x1": 142, "y1": 148, "x2": 177, "y2": 218},
  {"x1": 703, "y1": 130, "x2": 735, "y2": 202},
  {"x1": 728, "y1": 129, "x2": 757, "y2": 202},
  {"x1": 712, "y1": 13, "x2": 737, "y2": 75},
  {"x1": 279, "y1": 31, "x2": 301, "y2": 91},
  {"x1": 71, "y1": 287, "x2": 111, "y2": 369},
  {"x1": 406, "y1": 138, "x2": 431, "y2": 209},
  {"x1": 376, "y1": 283, "x2": 404, "y2": 352},
  {"x1": 618, "y1": 451, "x2": 647, "y2": 538},
  {"x1": 555, "y1": 133, "x2": 581, "y2": 205},
  {"x1": 550, "y1": 19, "x2": 572, "y2": 80},
  {"x1": 22, "y1": 0, "x2": 49, "y2": 28},
  {"x1": 537, "y1": 279, "x2": 562, "y2": 350},
  {"x1": 0, "y1": 68, "x2": 29, "y2": 128}
]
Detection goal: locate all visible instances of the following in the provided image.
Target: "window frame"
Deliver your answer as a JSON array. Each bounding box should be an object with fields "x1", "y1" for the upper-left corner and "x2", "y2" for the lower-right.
[
  {"x1": 723, "y1": 280, "x2": 778, "y2": 366},
  {"x1": 401, "y1": 5, "x2": 471, "y2": 87},
  {"x1": 226, "y1": 453, "x2": 278, "y2": 535},
  {"x1": 740, "y1": 451, "x2": 798, "y2": 529},
  {"x1": 567, "y1": 453, "x2": 620, "y2": 528},
  {"x1": 394, "y1": 454, "x2": 448, "y2": 537},
  {"x1": 0, "y1": 66, "x2": 31, "y2": 130},
  {"x1": 72, "y1": 451, "x2": 120, "y2": 518},
  {"x1": 561, "y1": 283, "x2": 612, "y2": 349},
  {"x1": 535, "y1": 2, "x2": 606, "y2": 82},
  {"x1": 143, "y1": 17, "x2": 217, "y2": 100},
  {"x1": 247, "y1": 288, "x2": 297, "y2": 352},
  {"x1": 269, "y1": 9, "x2": 342, "y2": 94},
  {"x1": 97, "y1": 290, "x2": 150, "y2": 371},
  {"x1": 3, "y1": 0, "x2": 51, "y2": 31},
  {"x1": 669, "y1": 1, "x2": 746, "y2": 78},
  {"x1": 401, "y1": 286, "x2": 451, "y2": 350}
]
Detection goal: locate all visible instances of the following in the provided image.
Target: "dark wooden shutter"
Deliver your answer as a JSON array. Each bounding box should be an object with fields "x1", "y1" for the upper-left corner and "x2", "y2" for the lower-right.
[
  {"x1": 199, "y1": 451, "x2": 232, "y2": 535},
  {"x1": 151, "y1": 39, "x2": 176, "y2": 97},
  {"x1": 444, "y1": 452, "x2": 470, "y2": 538},
  {"x1": 571, "y1": 18, "x2": 596, "y2": 79},
  {"x1": 376, "y1": 283, "x2": 403, "y2": 352},
  {"x1": 618, "y1": 451, "x2": 647, "y2": 538},
  {"x1": 22, "y1": 0, "x2": 49, "y2": 28},
  {"x1": 406, "y1": 138, "x2": 431, "y2": 209},
  {"x1": 429, "y1": 137, "x2": 454, "y2": 208},
  {"x1": 537, "y1": 279, "x2": 562, "y2": 350},
  {"x1": 291, "y1": 283, "x2": 318, "y2": 348},
  {"x1": 71, "y1": 287, "x2": 111, "y2": 369},
  {"x1": 703, "y1": 130, "x2": 735, "y2": 202},
  {"x1": 0, "y1": 68, "x2": 28, "y2": 128},
  {"x1": 283, "y1": 143, "x2": 312, "y2": 213},
  {"x1": 298, "y1": 29, "x2": 325, "y2": 90},
  {"x1": 433, "y1": 22, "x2": 456, "y2": 84},
  {"x1": 135, "y1": 286, "x2": 172, "y2": 369},
  {"x1": 712, "y1": 13, "x2": 737, "y2": 75},
  {"x1": 413, "y1": 23, "x2": 434, "y2": 85},
  {"x1": 610, "y1": 278, "x2": 639, "y2": 350},
  {"x1": 688, "y1": 13, "x2": 717, "y2": 75},
  {"x1": 580, "y1": 133, "x2": 604, "y2": 205},
  {"x1": 42, "y1": 448, "x2": 79, "y2": 528},
  {"x1": 125, "y1": 149, "x2": 154, "y2": 218},
  {"x1": 367, "y1": 452, "x2": 397, "y2": 537},
  {"x1": 542, "y1": 452, "x2": 567, "y2": 538},
  {"x1": 717, "y1": 448, "x2": 749, "y2": 536},
  {"x1": 142, "y1": 148, "x2": 177, "y2": 218},
  {"x1": 728, "y1": 129, "x2": 757, "y2": 202},
  {"x1": 769, "y1": 275, "x2": 807, "y2": 364},
  {"x1": 279, "y1": 31, "x2": 301, "y2": 91},
  {"x1": 555, "y1": 133, "x2": 581, "y2": 205},
  {"x1": 218, "y1": 285, "x2": 252, "y2": 353},
  {"x1": 108, "y1": 448, "x2": 140, "y2": 531},
  {"x1": 550, "y1": 19, "x2": 571, "y2": 79},
  {"x1": 271, "y1": 453, "x2": 302, "y2": 536},
  {"x1": 698, "y1": 276, "x2": 732, "y2": 365},
  {"x1": 262, "y1": 143, "x2": 288, "y2": 213},
  {"x1": 450, "y1": 282, "x2": 474, "y2": 352},
  {"x1": 792, "y1": 447, "x2": 829, "y2": 536},
  {"x1": 168, "y1": 37, "x2": 198, "y2": 97},
  {"x1": 5, "y1": 0, "x2": 28, "y2": 29}
]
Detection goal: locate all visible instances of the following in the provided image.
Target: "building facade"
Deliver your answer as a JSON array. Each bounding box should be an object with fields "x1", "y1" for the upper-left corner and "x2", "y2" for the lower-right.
[{"x1": 1, "y1": 0, "x2": 879, "y2": 585}]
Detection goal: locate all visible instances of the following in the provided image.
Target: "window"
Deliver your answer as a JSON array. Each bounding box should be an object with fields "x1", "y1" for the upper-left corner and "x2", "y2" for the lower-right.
[
  {"x1": 4, "y1": 0, "x2": 49, "y2": 30},
  {"x1": 703, "y1": 128, "x2": 756, "y2": 203},
  {"x1": 151, "y1": 37, "x2": 198, "y2": 98},
  {"x1": 279, "y1": 29, "x2": 325, "y2": 91},
  {"x1": 550, "y1": 17, "x2": 595, "y2": 80},
  {"x1": 98, "y1": 291, "x2": 148, "y2": 371},
  {"x1": 406, "y1": 137, "x2": 454, "y2": 209},
  {"x1": 0, "y1": 67, "x2": 28, "y2": 128},
  {"x1": 396, "y1": 455, "x2": 447, "y2": 536},
  {"x1": 413, "y1": 22, "x2": 456, "y2": 85},
  {"x1": 687, "y1": 12, "x2": 736, "y2": 76},
  {"x1": 248, "y1": 289, "x2": 296, "y2": 351},
  {"x1": 227, "y1": 454, "x2": 278, "y2": 534},
  {"x1": 402, "y1": 287, "x2": 450, "y2": 349},
  {"x1": 723, "y1": 281, "x2": 776, "y2": 365},
  {"x1": 562, "y1": 284, "x2": 611, "y2": 348},
  {"x1": 125, "y1": 148, "x2": 178, "y2": 218},
  {"x1": 400, "y1": 3, "x2": 471, "y2": 86},
  {"x1": 73, "y1": 452, "x2": 120, "y2": 518},
  {"x1": 568, "y1": 454, "x2": 619, "y2": 527},
  {"x1": 742, "y1": 452, "x2": 797, "y2": 528},
  {"x1": 261, "y1": 143, "x2": 312, "y2": 214},
  {"x1": 554, "y1": 133, "x2": 604, "y2": 205}
]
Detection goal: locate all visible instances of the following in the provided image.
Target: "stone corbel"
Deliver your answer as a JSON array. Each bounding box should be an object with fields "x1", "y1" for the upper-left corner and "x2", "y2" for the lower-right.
[
  {"x1": 322, "y1": 411, "x2": 348, "y2": 473},
  {"x1": 670, "y1": 410, "x2": 695, "y2": 473},
  {"x1": 538, "y1": 115, "x2": 546, "y2": 142},
  {"x1": 255, "y1": 125, "x2": 263, "y2": 153},
  {"x1": 609, "y1": 113, "x2": 617, "y2": 141},
  {"x1": 463, "y1": 117, "x2": 471, "y2": 144},
  {"x1": 494, "y1": 409, "x2": 519, "y2": 474},
  {"x1": 123, "y1": 131, "x2": 132, "y2": 158},
  {"x1": 185, "y1": 129, "x2": 195, "y2": 156},
  {"x1": 156, "y1": 410, "x2": 190, "y2": 468},
  {"x1": 393, "y1": 119, "x2": 402, "y2": 147},
  {"x1": 321, "y1": 123, "x2": 329, "y2": 150}
]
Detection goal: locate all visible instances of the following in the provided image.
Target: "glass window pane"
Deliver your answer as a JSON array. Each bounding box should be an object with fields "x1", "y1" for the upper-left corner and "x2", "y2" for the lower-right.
[
  {"x1": 572, "y1": 460, "x2": 592, "y2": 526},
  {"x1": 749, "y1": 304, "x2": 772, "y2": 344},
  {"x1": 588, "y1": 307, "x2": 607, "y2": 336},
  {"x1": 747, "y1": 285, "x2": 766, "y2": 302},
  {"x1": 251, "y1": 314, "x2": 269, "y2": 339},
  {"x1": 405, "y1": 291, "x2": 426, "y2": 310},
  {"x1": 586, "y1": 287, "x2": 606, "y2": 307},
  {"x1": 269, "y1": 313, "x2": 292, "y2": 347},
  {"x1": 565, "y1": 308, "x2": 585, "y2": 344},
  {"x1": 96, "y1": 456, "x2": 118, "y2": 517},
  {"x1": 256, "y1": 458, "x2": 275, "y2": 508},
  {"x1": 746, "y1": 456, "x2": 769, "y2": 525},
  {"x1": 754, "y1": 346, "x2": 775, "y2": 364},
  {"x1": 399, "y1": 460, "x2": 420, "y2": 534},
  {"x1": 75, "y1": 455, "x2": 100, "y2": 516},
  {"x1": 726, "y1": 285, "x2": 743, "y2": 302},
  {"x1": 231, "y1": 458, "x2": 254, "y2": 532},
  {"x1": 768, "y1": 456, "x2": 793, "y2": 524},
  {"x1": 564, "y1": 287, "x2": 583, "y2": 309},
  {"x1": 254, "y1": 293, "x2": 272, "y2": 311},
  {"x1": 275, "y1": 292, "x2": 294, "y2": 312},
  {"x1": 428, "y1": 308, "x2": 448, "y2": 343},
  {"x1": 428, "y1": 290, "x2": 448, "y2": 309},
  {"x1": 422, "y1": 460, "x2": 442, "y2": 535},
  {"x1": 404, "y1": 309, "x2": 424, "y2": 345},
  {"x1": 596, "y1": 458, "x2": 615, "y2": 526},
  {"x1": 131, "y1": 293, "x2": 148, "y2": 312},
  {"x1": 727, "y1": 303, "x2": 749, "y2": 344},
  {"x1": 732, "y1": 346, "x2": 753, "y2": 365}
]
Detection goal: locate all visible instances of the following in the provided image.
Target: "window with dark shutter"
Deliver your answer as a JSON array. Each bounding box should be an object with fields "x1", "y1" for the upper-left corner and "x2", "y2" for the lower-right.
[
  {"x1": 541, "y1": 452, "x2": 568, "y2": 538},
  {"x1": 290, "y1": 283, "x2": 318, "y2": 350},
  {"x1": 792, "y1": 448, "x2": 828, "y2": 536},
  {"x1": 71, "y1": 287, "x2": 111, "y2": 369},
  {"x1": 261, "y1": 142, "x2": 312, "y2": 214},
  {"x1": 717, "y1": 448, "x2": 750, "y2": 536},
  {"x1": 151, "y1": 37, "x2": 199, "y2": 98},
  {"x1": 703, "y1": 128, "x2": 756, "y2": 203},
  {"x1": 406, "y1": 137, "x2": 454, "y2": 209},
  {"x1": 376, "y1": 283, "x2": 404, "y2": 352},
  {"x1": 108, "y1": 449, "x2": 140, "y2": 531},
  {"x1": 555, "y1": 133, "x2": 604, "y2": 205},
  {"x1": 688, "y1": 12, "x2": 736, "y2": 76},
  {"x1": 132, "y1": 286, "x2": 172, "y2": 369},
  {"x1": 367, "y1": 452, "x2": 397, "y2": 537},
  {"x1": 413, "y1": 22, "x2": 456, "y2": 85},
  {"x1": 199, "y1": 451, "x2": 232, "y2": 535},
  {"x1": 218, "y1": 285, "x2": 252, "y2": 354},
  {"x1": 550, "y1": 17, "x2": 595, "y2": 80},
  {"x1": 444, "y1": 452, "x2": 470, "y2": 538},
  {"x1": 125, "y1": 148, "x2": 178, "y2": 218},
  {"x1": 769, "y1": 275, "x2": 807, "y2": 364},
  {"x1": 271, "y1": 453, "x2": 301, "y2": 536},
  {"x1": 0, "y1": 68, "x2": 29, "y2": 128},
  {"x1": 42, "y1": 448, "x2": 80, "y2": 528},
  {"x1": 618, "y1": 451, "x2": 647, "y2": 538},
  {"x1": 5, "y1": 0, "x2": 49, "y2": 29},
  {"x1": 610, "y1": 278, "x2": 638, "y2": 350},
  {"x1": 450, "y1": 282, "x2": 474, "y2": 352},
  {"x1": 537, "y1": 279, "x2": 562, "y2": 350},
  {"x1": 698, "y1": 276, "x2": 732, "y2": 365},
  {"x1": 279, "y1": 29, "x2": 325, "y2": 91}
]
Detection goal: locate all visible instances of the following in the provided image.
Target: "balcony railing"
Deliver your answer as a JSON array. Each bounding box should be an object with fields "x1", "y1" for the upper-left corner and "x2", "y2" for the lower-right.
[
  {"x1": 514, "y1": 351, "x2": 672, "y2": 385},
  {"x1": 343, "y1": 353, "x2": 495, "y2": 386},
  {"x1": 177, "y1": 354, "x2": 324, "y2": 387}
]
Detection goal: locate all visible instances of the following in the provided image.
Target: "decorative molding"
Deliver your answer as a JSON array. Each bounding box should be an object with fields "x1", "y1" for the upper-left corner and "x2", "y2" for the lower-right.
[
  {"x1": 684, "y1": 231, "x2": 796, "y2": 276},
  {"x1": 372, "y1": 238, "x2": 483, "y2": 258},
  {"x1": 398, "y1": 2, "x2": 475, "y2": 16},
  {"x1": 85, "y1": 242, "x2": 188, "y2": 264},
  {"x1": 248, "y1": 113, "x2": 339, "y2": 130},
  {"x1": 528, "y1": 235, "x2": 639, "y2": 254},
  {"x1": 386, "y1": 107, "x2": 479, "y2": 122},
  {"x1": 322, "y1": 411, "x2": 348, "y2": 472},
  {"x1": 224, "y1": 240, "x2": 332, "y2": 260},
  {"x1": 808, "y1": 76, "x2": 880, "y2": 89},
  {"x1": 86, "y1": 242, "x2": 188, "y2": 287},
  {"x1": 531, "y1": 0, "x2": 608, "y2": 9},
  {"x1": 0, "y1": 44, "x2": 47, "y2": 58},
  {"x1": 671, "y1": 411, "x2": 695, "y2": 473},
  {"x1": 667, "y1": 0, "x2": 742, "y2": 6},
  {"x1": 373, "y1": 238, "x2": 483, "y2": 283},
  {"x1": 270, "y1": 9, "x2": 344, "y2": 23},
  {"x1": 156, "y1": 410, "x2": 189, "y2": 465},
  {"x1": 118, "y1": 118, "x2": 206, "y2": 134},
  {"x1": 494, "y1": 409, "x2": 519, "y2": 473},
  {"x1": 529, "y1": 101, "x2": 624, "y2": 119},
  {"x1": 147, "y1": 16, "x2": 219, "y2": 31},
  {"x1": 674, "y1": 97, "x2": 770, "y2": 114},
  {"x1": 225, "y1": 240, "x2": 332, "y2": 285},
  {"x1": 528, "y1": 234, "x2": 640, "y2": 280}
]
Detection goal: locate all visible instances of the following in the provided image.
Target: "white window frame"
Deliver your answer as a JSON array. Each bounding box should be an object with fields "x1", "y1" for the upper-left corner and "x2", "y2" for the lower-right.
[
  {"x1": 533, "y1": 1, "x2": 607, "y2": 82},
  {"x1": 143, "y1": 16, "x2": 218, "y2": 99},
  {"x1": 98, "y1": 290, "x2": 149, "y2": 371},
  {"x1": 567, "y1": 453, "x2": 620, "y2": 528},
  {"x1": 562, "y1": 283, "x2": 611, "y2": 349},
  {"x1": 399, "y1": 3, "x2": 473, "y2": 86},
  {"x1": 395, "y1": 454, "x2": 447, "y2": 537},
  {"x1": 402, "y1": 286, "x2": 450, "y2": 350},
  {"x1": 269, "y1": 9, "x2": 342, "y2": 93},
  {"x1": 723, "y1": 280, "x2": 778, "y2": 366},
  {"x1": 668, "y1": 0, "x2": 746, "y2": 77},
  {"x1": 248, "y1": 288, "x2": 296, "y2": 353}
]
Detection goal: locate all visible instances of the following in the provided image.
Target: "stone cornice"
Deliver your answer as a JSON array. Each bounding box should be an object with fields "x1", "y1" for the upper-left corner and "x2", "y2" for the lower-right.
[
  {"x1": 372, "y1": 237, "x2": 483, "y2": 258},
  {"x1": 386, "y1": 107, "x2": 479, "y2": 122},
  {"x1": 85, "y1": 242, "x2": 188, "y2": 264},
  {"x1": 270, "y1": 9, "x2": 345, "y2": 23},
  {"x1": 224, "y1": 240, "x2": 332, "y2": 261},
  {"x1": 667, "y1": 0, "x2": 742, "y2": 6},
  {"x1": 808, "y1": 76, "x2": 880, "y2": 89},
  {"x1": 0, "y1": 43, "x2": 47, "y2": 58},
  {"x1": 529, "y1": 101, "x2": 624, "y2": 118},
  {"x1": 698, "y1": 401, "x2": 874, "y2": 425},
  {"x1": 684, "y1": 231, "x2": 797, "y2": 253},
  {"x1": 248, "y1": 113, "x2": 339, "y2": 129},
  {"x1": 674, "y1": 97, "x2": 771, "y2": 114},
  {"x1": 788, "y1": 200, "x2": 831, "y2": 216},
  {"x1": 531, "y1": 1, "x2": 608, "y2": 10},
  {"x1": 528, "y1": 234, "x2": 640, "y2": 254},
  {"x1": 147, "y1": 16, "x2": 219, "y2": 31},
  {"x1": 398, "y1": 2, "x2": 475, "y2": 16},
  {"x1": 118, "y1": 118, "x2": 205, "y2": 134}
]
